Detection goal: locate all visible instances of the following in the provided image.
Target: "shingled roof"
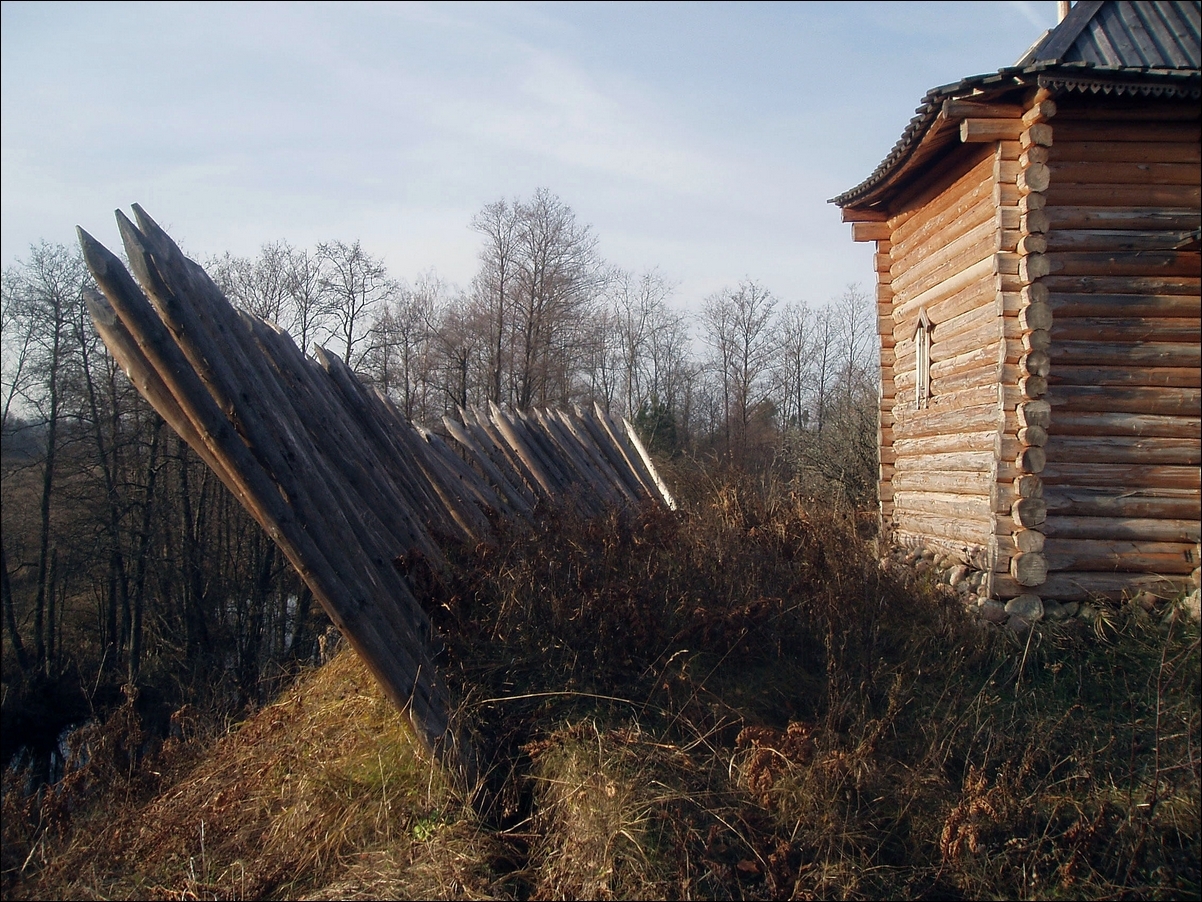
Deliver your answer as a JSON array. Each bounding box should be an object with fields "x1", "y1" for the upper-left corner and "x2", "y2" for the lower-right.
[
  {"x1": 832, "y1": 0, "x2": 1201, "y2": 210},
  {"x1": 1017, "y1": 0, "x2": 1200, "y2": 69}
]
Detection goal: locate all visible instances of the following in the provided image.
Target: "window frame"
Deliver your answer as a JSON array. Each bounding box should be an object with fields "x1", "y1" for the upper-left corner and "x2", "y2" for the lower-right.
[{"x1": 915, "y1": 308, "x2": 933, "y2": 409}]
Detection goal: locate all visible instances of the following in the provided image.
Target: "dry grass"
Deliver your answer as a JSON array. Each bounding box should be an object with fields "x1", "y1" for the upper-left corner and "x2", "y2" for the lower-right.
[
  {"x1": 5, "y1": 474, "x2": 1199, "y2": 900},
  {"x1": 5, "y1": 649, "x2": 497, "y2": 900}
]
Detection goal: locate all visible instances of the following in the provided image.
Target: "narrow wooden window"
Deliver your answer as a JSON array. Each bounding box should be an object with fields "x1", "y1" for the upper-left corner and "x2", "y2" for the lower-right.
[{"x1": 915, "y1": 308, "x2": 932, "y2": 409}]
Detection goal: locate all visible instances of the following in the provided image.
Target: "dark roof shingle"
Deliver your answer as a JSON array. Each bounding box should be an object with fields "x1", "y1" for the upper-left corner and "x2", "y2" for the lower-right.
[{"x1": 1018, "y1": 0, "x2": 1200, "y2": 69}]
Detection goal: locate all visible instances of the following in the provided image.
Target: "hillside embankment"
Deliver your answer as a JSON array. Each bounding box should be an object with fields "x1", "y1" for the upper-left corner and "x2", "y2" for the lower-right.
[{"x1": 4, "y1": 479, "x2": 1199, "y2": 900}]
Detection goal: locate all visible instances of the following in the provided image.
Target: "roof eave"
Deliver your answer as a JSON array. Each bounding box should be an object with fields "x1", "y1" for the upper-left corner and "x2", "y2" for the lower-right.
[{"x1": 832, "y1": 64, "x2": 1200, "y2": 212}]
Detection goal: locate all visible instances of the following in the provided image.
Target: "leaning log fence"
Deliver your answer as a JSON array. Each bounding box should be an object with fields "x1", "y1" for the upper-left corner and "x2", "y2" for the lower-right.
[{"x1": 78, "y1": 205, "x2": 676, "y2": 786}]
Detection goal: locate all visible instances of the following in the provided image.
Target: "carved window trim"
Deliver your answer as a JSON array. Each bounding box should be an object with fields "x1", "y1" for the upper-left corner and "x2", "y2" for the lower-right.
[{"x1": 915, "y1": 308, "x2": 933, "y2": 409}]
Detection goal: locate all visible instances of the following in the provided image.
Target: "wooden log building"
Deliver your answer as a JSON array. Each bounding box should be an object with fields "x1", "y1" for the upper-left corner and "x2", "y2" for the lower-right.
[{"x1": 833, "y1": 0, "x2": 1201, "y2": 605}]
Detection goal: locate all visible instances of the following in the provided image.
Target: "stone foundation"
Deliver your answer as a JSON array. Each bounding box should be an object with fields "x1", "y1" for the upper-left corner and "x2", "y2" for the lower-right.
[{"x1": 882, "y1": 540, "x2": 1202, "y2": 631}]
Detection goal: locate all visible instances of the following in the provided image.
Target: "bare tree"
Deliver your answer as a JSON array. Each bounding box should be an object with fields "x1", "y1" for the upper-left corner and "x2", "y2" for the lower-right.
[
  {"x1": 701, "y1": 279, "x2": 778, "y2": 462},
  {"x1": 610, "y1": 268, "x2": 678, "y2": 417},
  {"x1": 471, "y1": 199, "x2": 521, "y2": 404},
  {"x1": 317, "y1": 240, "x2": 396, "y2": 369},
  {"x1": 364, "y1": 271, "x2": 451, "y2": 422},
  {"x1": 0, "y1": 243, "x2": 89, "y2": 674},
  {"x1": 774, "y1": 301, "x2": 813, "y2": 431},
  {"x1": 282, "y1": 245, "x2": 331, "y2": 356},
  {"x1": 512, "y1": 189, "x2": 606, "y2": 408}
]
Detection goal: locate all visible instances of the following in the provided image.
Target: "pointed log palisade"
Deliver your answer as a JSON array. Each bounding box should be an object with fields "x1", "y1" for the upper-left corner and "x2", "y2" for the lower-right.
[
  {"x1": 834, "y1": 0, "x2": 1201, "y2": 607},
  {"x1": 78, "y1": 205, "x2": 676, "y2": 788}
]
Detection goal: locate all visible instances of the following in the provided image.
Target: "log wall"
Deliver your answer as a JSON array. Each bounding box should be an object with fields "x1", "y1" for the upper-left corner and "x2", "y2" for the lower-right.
[
  {"x1": 882, "y1": 144, "x2": 1005, "y2": 565},
  {"x1": 1035, "y1": 95, "x2": 1202, "y2": 602},
  {"x1": 990, "y1": 93, "x2": 1058, "y2": 598}
]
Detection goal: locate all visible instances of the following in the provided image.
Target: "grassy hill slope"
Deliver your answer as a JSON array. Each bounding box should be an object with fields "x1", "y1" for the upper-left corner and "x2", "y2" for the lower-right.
[{"x1": 5, "y1": 481, "x2": 1199, "y2": 900}]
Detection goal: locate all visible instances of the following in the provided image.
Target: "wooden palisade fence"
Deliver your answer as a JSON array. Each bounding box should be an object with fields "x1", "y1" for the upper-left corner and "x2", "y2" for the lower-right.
[{"x1": 78, "y1": 205, "x2": 676, "y2": 786}]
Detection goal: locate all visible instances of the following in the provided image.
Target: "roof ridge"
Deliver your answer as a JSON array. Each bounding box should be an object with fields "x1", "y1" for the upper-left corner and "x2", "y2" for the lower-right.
[{"x1": 1023, "y1": 0, "x2": 1107, "y2": 65}]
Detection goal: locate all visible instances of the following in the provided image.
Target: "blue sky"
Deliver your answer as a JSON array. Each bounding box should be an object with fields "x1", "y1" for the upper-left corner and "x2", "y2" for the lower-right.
[{"x1": 2, "y1": 1, "x2": 1061, "y2": 311}]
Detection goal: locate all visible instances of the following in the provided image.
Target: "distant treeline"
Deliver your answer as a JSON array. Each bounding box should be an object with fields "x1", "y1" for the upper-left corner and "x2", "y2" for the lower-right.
[{"x1": 0, "y1": 189, "x2": 877, "y2": 770}]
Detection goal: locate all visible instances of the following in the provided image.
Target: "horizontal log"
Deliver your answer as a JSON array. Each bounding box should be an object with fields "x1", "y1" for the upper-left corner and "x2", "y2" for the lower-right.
[
  {"x1": 1049, "y1": 161, "x2": 1201, "y2": 186},
  {"x1": 931, "y1": 360, "x2": 1002, "y2": 396},
  {"x1": 1046, "y1": 229, "x2": 1202, "y2": 253},
  {"x1": 1017, "y1": 163, "x2": 1050, "y2": 193},
  {"x1": 894, "y1": 430, "x2": 998, "y2": 458},
  {"x1": 1012, "y1": 496, "x2": 1047, "y2": 528},
  {"x1": 889, "y1": 154, "x2": 997, "y2": 252},
  {"x1": 1023, "y1": 209, "x2": 1051, "y2": 233},
  {"x1": 1016, "y1": 446, "x2": 1046, "y2": 475},
  {"x1": 995, "y1": 251, "x2": 1020, "y2": 276},
  {"x1": 1020, "y1": 254, "x2": 1051, "y2": 281},
  {"x1": 1050, "y1": 122, "x2": 1201, "y2": 144},
  {"x1": 1017, "y1": 400, "x2": 1051, "y2": 429},
  {"x1": 1045, "y1": 385, "x2": 1201, "y2": 416},
  {"x1": 891, "y1": 214, "x2": 998, "y2": 298},
  {"x1": 1011, "y1": 551, "x2": 1048, "y2": 586},
  {"x1": 944, "y1": 100, "x2": 1024, "y2": 120},
  {"x1": 1018, "y1": 234, "x2": 1047, "y2": 255},
  {"x1": 1051, "y1": 316, "x2": 1201, "y2": 343},
  {"x1": 1013, "y1": 527, "x2": 1046, "y2": 553},
  {"x1": 893, "y1": 449, "x2": 996, "y2": 474},
  {"x1": 1019, "y1": 191, "x2": 1048, "y2": 211},
  {"x1": 1018, "y1": 301, "x2": 1054, "y2": 332},
  {"x1": 1023, "y1": 100, "x2": 1057, "y2": 125},
  {"x1": 1042, "y1": 486, "x2": 1201, "y2": 519},
  {"x1": 1048, "y1": 141, "x2": 1201, "y2": 164},
  {"x1": 930, "y1": 310, "x2": 1003, "y2": 361},
  {"x1": 929, "y1": 340, "x2": 1005, "y2": 382},
  {"x1": 1050, "y1": 340, "x2": 1200, "y2": 368},
  {"x1": 891, "y1": 468, "x2": 993, "y2": 495},
  {"x1": 1023, "y1": 329, "x2": 1052, "y2": 352},
  {"x1": 962, "y1": 118, "x2": 1024, "y2": 143},
  {"x1": 1020, "y1": 124, "x2": 1053, "y2": 148},
  {"x1": 1049, "y1": 365, "x2": 1201, "y2": 389},
  {"x1": 1040, "y1": 461, "x2": 1202, "y2": 491},
  {"x1": 998, "y1": 206, "x2": 1021, "y2": 230},
  {"x1": 893, "y1": 256, "x2": 996, "y2": 323},
  {"x1": 1043, "y1": 516, "x2": 1201, "y2": 544},
  {"x1": 926, "y1": 384, "x2": 1003, "y2": 417},
  {"x1": 1045, "y1": 182, "x2": 1201, "y2": 208},
  {"x1": 1046, "y1": 292, "x2": 1201, "y2": 318},
  {"x1": 841, "y1": 208, "x2": 888, "y2": 222},
  {"x1": 1020, "y1": 350, "x2": 1050, "y2": 377},
  {"x1": 1047, "y1": 251, "x2": 1199, "y2": 279},
  {"x1": 1052, "y1": 101, "x2": 1200, "y2": 122},
  {"x1": 993, "y1": 571, "x2": 1189, "y2": 602},
  {"x1": 996, "y1": 182, "x2": 1021, "y2": 207},
  {"x1": 1043, "y1": 435, "x2": 1200, "y2": 466},
  {"x1": 1045, "y1": 206, "x2": 1202, "y2": 231},
  {"x1": 852, "y1": 221, "x2": 891, "y2": 242},
  {"x1": 1018, "y1": 425, "x2": 1048, "y2": 447},
  {"x1": 1039, "y1": 275, "x2": 1200, "y2": 296},
  {"x1": 892, "y1": 402, "x2": 1000, "y2": 440},
  {"x1": 1020, "y1": 145, "x2": 1050, "y2": 169},
  {"x1": 1047, "y1": 411, "x2": 1200, "y2": 440},
  {"x1": 894, "y1": 490, "x2": 993, "y2": 520},
  {"x1": 893, "y1": 511, "x2": 994, "y2": 546},
  {"x1": 1021, "y1": 375, "x2": 1047, "y2": 400},
  {"x1": 891, "y1": 279, "x2": 996, "y2": 338},
  {"x1": 1043, "y1": 539, "x2": 1197, "y2": 575}
]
